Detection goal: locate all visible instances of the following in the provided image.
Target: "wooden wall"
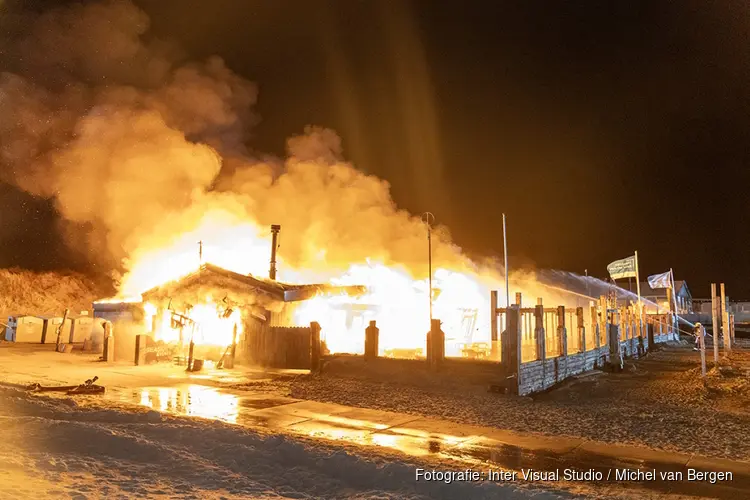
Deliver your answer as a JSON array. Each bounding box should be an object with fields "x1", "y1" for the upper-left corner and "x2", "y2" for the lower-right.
[{"x1": 241, "y1": 314, "x2": 311, "y2": 369}]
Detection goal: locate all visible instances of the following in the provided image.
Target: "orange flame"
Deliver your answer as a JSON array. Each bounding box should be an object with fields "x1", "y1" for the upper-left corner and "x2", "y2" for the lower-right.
[{"x1": 143, "y1": 297, "x2": 242, "y2": 348}]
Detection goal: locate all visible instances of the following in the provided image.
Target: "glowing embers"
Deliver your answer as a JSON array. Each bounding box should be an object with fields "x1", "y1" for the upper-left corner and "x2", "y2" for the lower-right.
[{"x1": 144, "y1": 297, "x2": 242, "y2": 348}]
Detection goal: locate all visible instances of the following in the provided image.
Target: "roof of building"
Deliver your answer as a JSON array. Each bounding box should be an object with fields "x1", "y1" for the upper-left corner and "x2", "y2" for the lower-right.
[{"x1": 141, "y1": 264, "x2": 367, "y2": 303}]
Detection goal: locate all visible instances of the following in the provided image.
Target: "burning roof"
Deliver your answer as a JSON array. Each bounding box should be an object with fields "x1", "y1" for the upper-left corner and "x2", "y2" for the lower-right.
[{"x1": 141, "y1": 264, "x2": 367, "y2": 305}]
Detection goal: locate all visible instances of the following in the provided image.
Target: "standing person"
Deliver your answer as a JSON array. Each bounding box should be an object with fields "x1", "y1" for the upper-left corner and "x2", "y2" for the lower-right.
[{"x1": 693, "y1": 322, "x2": 706, "y2": 351}]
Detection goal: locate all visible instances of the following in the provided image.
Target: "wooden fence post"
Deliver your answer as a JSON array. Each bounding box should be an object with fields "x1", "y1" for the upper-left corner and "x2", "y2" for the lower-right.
[
  {"x1": 627, "y1": 306, "x2": 633, "y2": 340},
  {"x1": 557, "y1": 306, "x2": 567, "y2": 358},
  {"x1": 711, "y1": 284, "x2": 719, "y2": 365},
  {"x1": 535, "y1": 299, "x2": 546, "y2": 361},
  {"x1": 599, "y1": 295, "x2": 608, "y2": 349},
  {"x1": 427, "y1": 319, "x2": 445, "y2": 370},
  {"x1": 365, "y1": 320, "x2": 379, "y2": 361},
  {"x1": 699, "y1": 324, "x2": 707, "y2": 377},
  {"x1": 134, "y1": 334, "x2": 146, "y2": 366},
  {"x1": 310, "y1": 322, "x2": 321, "y2": 372},
  {"x1": 721, "y1": 283, "x2": 731, "y2": 354},
  {"x1": 227, "y1": 323, "x2": 237, "y2": 369},
  {"x1": 576, "y1": 307, "x2": 585, "y2": 353},
  {"x1": 608, "y1": 311, "x2": 622, "y2": 370},
  {"x1": 591, "y1": 305, "x2": 600, "y2": 350},
  {"x1": 503, "y1": 305, "x2": 522, "y2": 394},
  {"x1": 102, "y1": 321, "x2": 115, "y2": 362}
]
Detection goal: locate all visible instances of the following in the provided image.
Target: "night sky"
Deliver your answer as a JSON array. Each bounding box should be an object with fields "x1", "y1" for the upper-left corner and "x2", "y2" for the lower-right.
[{"x1": 2, "y1": 0, "x2": 750, "y2": 298}]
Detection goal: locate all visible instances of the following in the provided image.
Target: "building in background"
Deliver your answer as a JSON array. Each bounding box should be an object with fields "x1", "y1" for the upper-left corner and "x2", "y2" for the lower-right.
[{"x1": 640, "y1": 280, "x2": 693, "y2": 314}]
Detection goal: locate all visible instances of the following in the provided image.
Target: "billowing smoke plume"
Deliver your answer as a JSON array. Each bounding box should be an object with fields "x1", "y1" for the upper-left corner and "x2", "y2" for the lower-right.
[{"x1": 0, "y1": 0, "x2": 472, "y2": 293}]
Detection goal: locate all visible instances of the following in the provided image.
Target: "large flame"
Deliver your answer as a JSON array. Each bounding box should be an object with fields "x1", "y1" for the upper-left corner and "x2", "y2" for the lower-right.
[
  {"x1": 143, "y1": 297, "x2": 242, "y2": 348},
  {"x1": 117, "y1": 217, "x2": 500, "y2": 355},
  {"x1": 120, "y1": 209, "x2": 275, "y2": 297},
  {"x1": 292, "y1": 264, "x2": 491, "y2": 356},
  {"x1": 110, "y1": 200, "x2": 502, "y2": 355}
]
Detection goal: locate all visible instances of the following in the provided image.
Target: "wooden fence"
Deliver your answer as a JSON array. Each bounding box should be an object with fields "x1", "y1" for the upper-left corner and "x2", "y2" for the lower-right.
[{"x1": 243, "y1": 320, "x2": 312, "y2": 369}]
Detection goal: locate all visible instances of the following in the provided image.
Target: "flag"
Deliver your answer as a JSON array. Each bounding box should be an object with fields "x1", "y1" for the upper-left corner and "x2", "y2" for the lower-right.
[
  {"x1": 607, "y1": 255, "x2": 636, "y2": 280},
  {"x1": 647, "y1": 271, "x2": 672, "y2": 289}
]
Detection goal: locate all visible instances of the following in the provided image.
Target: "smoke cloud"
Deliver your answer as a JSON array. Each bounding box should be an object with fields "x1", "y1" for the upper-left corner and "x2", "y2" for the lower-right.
[{"x1": 0, "y1": 0, "x2": 475, "y2": 292}]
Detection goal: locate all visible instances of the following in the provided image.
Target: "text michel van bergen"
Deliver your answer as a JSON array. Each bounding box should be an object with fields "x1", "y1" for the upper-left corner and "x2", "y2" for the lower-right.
[{"x1": 415, "y1": 468, "x2": 733, "y2": 484}]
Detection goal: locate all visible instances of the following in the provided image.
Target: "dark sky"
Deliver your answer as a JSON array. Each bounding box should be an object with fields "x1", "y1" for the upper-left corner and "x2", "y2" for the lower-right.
[{"x1": 3, "y1": 0, "x2": 750, "y2": 298}]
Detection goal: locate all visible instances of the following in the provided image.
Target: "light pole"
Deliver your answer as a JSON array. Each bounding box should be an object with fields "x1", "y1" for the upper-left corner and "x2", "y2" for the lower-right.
[{"x1": 422, "y1": 212, "x2": 435, "y2": 322}]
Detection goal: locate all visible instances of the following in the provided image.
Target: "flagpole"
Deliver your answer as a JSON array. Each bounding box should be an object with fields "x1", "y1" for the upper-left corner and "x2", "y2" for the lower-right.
[
  {"x1": 634, "y1": 251, "x2": 643, "y2": 333},
  {"x1": 669, "y1": 268, "x2": 677, "y2": 311},
  {"x1": 503, "y1": 213, "x2": 509, "y2": 308}
]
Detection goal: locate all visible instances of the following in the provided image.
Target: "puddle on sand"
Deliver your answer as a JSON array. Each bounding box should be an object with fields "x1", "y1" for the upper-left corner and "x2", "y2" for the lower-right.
[
  {"x1": 106, "y1": 385, "x2": 748, "y2": 498},
  {"x1": 112, "y1": 385, "x2": 298, "y2": 427},
  {"x1": 115, "y1": 386, "x2": 241, "y2": 423}
]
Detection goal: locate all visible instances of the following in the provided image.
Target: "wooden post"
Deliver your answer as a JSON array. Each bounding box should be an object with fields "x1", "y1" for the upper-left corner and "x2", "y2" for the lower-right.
[
  {"x1": 608, "y1": 311, "x2": 622, "y2": 370},
  {"x1": 227, "y1": 323, "x2": 237, "y2": 369},
  {"x1": 632, "y1": 305, "x2": 640, "y2": 354},
  {"x1": 134, "y1": 334, "x2": 146, "y2": 366},
  {"x1": 186, "y1": 324, "x2": 196, "y2": 372},
  {"x1": 711, "y1": 283, "x2": 720, "y2": 365},
  {"x1": 515, "y1": 292, "x2": 522, "y2": 307},
  {"x1": 639, "y1": 302, "x2": 645, "y2": 338},
  {"x1": 720, "y1": 283, "x2": 731, "y2": 354},
  {"x1": 503, "y1": 305, "x2": 522, "y2": 394},
  {"x1": 591, "y1": 305, "x2": 600, "y2": 349},
  {"x1": 365, "y1": 320, "x2": 379, "y2": 361},
  {"x1": 102, "y1": 321, "x2": 114, "y2": 362},
  {"x1": 310, "y1": 321, "x2": 321, "y2": 372},
  {"x1": 490, "y1": 290, "x2": 499, "y2": 360},
  {"x1": 624, "y1": 304, "x2": 635, "y2": 342},
  {"x1": 534, "y1": 300, "x2": 545, "y2": 361},
  {"x1": 699, "y1": 324, "x2": 707, "y2": 377},
  {"x1": 647, "y1": 315, "x2": 655, "y2": 348},
  {"x1": 576, "y1": 307, "x2": 585, "y2": 353},
  {"x1": 426, "y1": 323, "x2": 433, "y2": 364},
  {"x1": 557, "y1": 306, "x2": 567, "y2": 357},
  {"x1": 672, "y1": 286, "x2": 679, "y2": 336},
  {"x1": 599, "y1": 295, "x2": 608, "y2": 349},
  {"x1": 429, "y1": 319, "x2": 444, "y2": 370},
  {"x1": 730, "y1": 314, "x2": 736, "y2": 344},
  {"x1": 56, "y1": 308, "x2": 70, "y2": 350},
  {"x1": 556, "y1": 305, "x2": 567, "y2": 380}
]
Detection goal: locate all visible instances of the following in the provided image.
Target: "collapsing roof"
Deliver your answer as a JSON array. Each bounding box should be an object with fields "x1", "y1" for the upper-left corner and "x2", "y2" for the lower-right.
[{"x1": 141, "y1": 264, "x2": 367, "y2": 306}]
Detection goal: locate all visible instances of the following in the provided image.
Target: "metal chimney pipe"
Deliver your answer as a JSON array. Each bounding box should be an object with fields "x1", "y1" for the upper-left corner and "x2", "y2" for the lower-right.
[{"x1": 269, "y1": 225, "x2": 281, "y2": 280}]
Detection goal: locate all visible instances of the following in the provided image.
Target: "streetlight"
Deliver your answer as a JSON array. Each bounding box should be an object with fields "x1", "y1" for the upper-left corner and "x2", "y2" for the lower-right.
[{"x1": 422, "y1": 212, "x2": 435, "y2": 322}]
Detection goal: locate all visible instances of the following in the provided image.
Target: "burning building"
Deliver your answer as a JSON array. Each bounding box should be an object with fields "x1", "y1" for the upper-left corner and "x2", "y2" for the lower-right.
[
  {"x1": 95, "y1": 263, "x2": 367, "y2": 366},
  {"x1": 93, "y1": 259, "x2": 496, "y2": 366}
]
